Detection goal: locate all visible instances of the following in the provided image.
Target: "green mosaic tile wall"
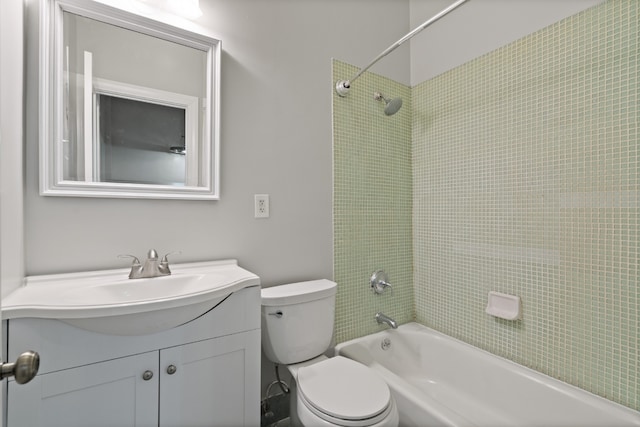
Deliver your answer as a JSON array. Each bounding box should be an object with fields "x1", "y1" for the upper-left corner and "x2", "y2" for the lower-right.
[
  {"x1": 413, "y1": 0, "x2": 638, "y2": 411},
  {"x1": 332, "y1": 60, "x2": 413, "y2": 344}
]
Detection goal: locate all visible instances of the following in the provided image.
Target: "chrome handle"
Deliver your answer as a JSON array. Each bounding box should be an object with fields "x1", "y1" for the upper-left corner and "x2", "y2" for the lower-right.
[
  {"x1": 166, "y1": 365, "x2": 177, "y2": 375},
  {"x1": 142, "y1": 370, "x2": 154, "y2": 381},
  {"x1": 268, "y1": 310, "x2": 283, "y2": 318},
  {"x1": 370, "y1": 270, "x2": 393, "y2": 295},
  {"x1": 1, "y1": 351, "x2": 40, "y2": 384}
]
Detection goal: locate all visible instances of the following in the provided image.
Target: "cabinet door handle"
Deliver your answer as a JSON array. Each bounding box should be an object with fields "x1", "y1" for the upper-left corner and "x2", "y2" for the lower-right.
[
  {"x1": 166, "y1": 365, "x2": 177, "y2": 375},
  {"x1": 142, "y1": 370, "x2": 154, "y2": 381}
]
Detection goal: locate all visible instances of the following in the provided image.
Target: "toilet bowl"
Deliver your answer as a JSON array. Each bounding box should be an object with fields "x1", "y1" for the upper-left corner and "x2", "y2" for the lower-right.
[{"x1": 261, "y1": 280, "x2": 399, "y2": 427}]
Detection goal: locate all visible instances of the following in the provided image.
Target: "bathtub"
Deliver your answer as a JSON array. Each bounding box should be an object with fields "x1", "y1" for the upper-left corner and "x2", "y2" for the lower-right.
[{"x1": 335, "y1": 322, "x2": 640, "y2": 427}]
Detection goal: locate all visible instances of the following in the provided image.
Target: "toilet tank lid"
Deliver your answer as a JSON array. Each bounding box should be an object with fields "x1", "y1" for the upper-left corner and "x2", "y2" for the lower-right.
[{"x1": 261, "y1": 279, "x2": 337, "y2": 306}]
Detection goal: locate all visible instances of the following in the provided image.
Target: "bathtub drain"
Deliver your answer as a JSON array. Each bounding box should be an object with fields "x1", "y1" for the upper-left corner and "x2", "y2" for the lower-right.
[{"x1": 381, "y1": 338, "x2": 391, "y2": 350}]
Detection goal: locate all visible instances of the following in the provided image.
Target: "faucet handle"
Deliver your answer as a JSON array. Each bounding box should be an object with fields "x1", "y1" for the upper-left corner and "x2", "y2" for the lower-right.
[
  {"x1": 160, "y1": 251, "x2": 182, "y2": 264},
  {"x1": 158, "y1": 251, "x2": 181, "y2": 276},
  {"x1": 370, "y1": 270, "x2": 393, "y2": 295},
  {"x1": 118, "y1": 254, "x2": 143, "y2": 279},
  {"x1": 118, "y1": 254, "x2": 141, "y2": 266}
]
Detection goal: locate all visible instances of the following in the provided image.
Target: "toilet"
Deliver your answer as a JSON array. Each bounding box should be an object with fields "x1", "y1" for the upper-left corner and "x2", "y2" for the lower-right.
[{"x1": 261, "y1": 279, "x2": 399, "y2": 427}]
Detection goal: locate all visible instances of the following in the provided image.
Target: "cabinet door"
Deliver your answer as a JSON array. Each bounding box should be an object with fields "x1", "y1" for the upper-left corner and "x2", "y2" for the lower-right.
[
  {"x1": 7, "y1": 352, "x2": 159, "y2": 427},
  {"x1": 159, "y1": 329, "x2": 260, "y2": 427}
]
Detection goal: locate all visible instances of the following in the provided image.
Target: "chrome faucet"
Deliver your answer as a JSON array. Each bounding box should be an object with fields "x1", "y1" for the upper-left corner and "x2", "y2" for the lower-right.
[
  {"x1": 119, "y1": 249, "x2": 180, "y2": 279},
  {"x1": 375, "y1": 312, "x2": 398, "y2": 329}
]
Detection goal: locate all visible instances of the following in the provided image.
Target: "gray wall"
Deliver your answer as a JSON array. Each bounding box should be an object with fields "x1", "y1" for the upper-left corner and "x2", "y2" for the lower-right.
[
  {"x1": 409, "y1": 0, "x2": 604, "y2": 84},
  {"x1": 0, "y1": 0, "x2": 25, "y2": 299},
  {"x1": 24, "y1": 0, "x2": 411, "y2": 285}
]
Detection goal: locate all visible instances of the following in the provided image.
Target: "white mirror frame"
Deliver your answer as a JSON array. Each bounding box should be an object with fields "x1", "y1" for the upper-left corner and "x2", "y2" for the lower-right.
[{"x1": 39, "y1": 0, "x2": 221, "y2": 200}]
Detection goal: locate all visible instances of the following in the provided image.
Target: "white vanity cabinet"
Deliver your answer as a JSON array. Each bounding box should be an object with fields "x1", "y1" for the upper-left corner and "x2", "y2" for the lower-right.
[
  {"x1": 159, "y1": 332, "x2": 258, "y2": 426},
  {"x1": 8, "y1": 351, "x2": 160, "y2": 426},
  {"x1": 6, "y1": 286, "x2": 261, "y2": 427}
]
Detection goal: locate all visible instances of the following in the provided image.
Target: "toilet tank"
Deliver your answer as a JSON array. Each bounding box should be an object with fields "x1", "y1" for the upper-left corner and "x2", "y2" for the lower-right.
[{"x1": 261, "y1": 279, "x2": 337, "y2": 365}]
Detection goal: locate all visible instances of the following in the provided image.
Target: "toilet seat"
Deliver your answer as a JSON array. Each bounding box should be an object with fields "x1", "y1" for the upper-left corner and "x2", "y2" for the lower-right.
[{"x1": 296, "y1": 356, "x2": 393, "y2": 426}]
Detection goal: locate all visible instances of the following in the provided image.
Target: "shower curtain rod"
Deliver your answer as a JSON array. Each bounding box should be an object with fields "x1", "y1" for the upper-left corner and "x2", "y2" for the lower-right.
[{"x1": 335, "y1": 0, "x2": 470, "y2": 97}]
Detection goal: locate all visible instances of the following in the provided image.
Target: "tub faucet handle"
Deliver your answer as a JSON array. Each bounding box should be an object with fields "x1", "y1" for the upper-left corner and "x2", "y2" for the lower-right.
[{"x1": 370, "y1": 270, "x2": 393, "y2": 295}]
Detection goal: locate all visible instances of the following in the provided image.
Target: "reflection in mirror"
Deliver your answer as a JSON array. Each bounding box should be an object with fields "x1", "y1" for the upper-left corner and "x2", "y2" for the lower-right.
[
  {"x1": 40, "y1": 0, "x2": 220, "y2": 199},
  {"x1": 97, "y1": 95, "x2": 186, "y2": 186}
]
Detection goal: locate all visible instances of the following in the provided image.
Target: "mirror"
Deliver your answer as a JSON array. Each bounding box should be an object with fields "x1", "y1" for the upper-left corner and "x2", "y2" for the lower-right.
[{"x1": 40, "y1": 0, "x2": 220, "y2": 199}]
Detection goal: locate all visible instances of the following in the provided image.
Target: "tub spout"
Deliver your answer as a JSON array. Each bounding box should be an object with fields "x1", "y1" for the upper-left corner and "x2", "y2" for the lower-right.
[{"x1": 375, "y1": 312, "x2": 398, "y2": 329}]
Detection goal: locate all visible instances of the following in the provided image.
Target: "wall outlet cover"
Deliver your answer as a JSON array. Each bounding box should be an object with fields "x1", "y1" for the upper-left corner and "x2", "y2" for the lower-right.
[{"x1": 254, "y1": 194, "x2": 270, "y2": 218}]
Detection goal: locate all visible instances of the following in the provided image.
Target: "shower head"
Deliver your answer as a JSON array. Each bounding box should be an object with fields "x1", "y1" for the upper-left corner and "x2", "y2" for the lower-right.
[{"x1": 374, "y1": 92, "x2": 403, "y2": 116}]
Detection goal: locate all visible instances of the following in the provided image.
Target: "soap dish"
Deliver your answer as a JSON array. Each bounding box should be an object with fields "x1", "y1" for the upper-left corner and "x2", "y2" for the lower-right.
[{"x1": 486, "y1": 291, "x2": 521, "y2": 320}]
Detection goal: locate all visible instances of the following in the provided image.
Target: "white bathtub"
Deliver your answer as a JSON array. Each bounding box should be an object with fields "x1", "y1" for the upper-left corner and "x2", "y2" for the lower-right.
[{"x1": 335, "y1": 322, "x2": 640, "y2": 427}]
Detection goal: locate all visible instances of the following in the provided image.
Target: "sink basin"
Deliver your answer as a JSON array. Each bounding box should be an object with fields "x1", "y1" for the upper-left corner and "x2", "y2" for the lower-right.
[
  {"x1": 58, "y1": 274, "x2": 208, "y2": 304},
  {"x1": 2, "y1": 260, "x2": 260, "y2": 335}
]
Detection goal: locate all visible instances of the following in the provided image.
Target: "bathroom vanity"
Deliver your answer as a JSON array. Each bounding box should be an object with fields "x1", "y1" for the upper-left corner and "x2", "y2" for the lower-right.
[{"x1": 3, "y1": 260, "x2": 260, "y2": 427}]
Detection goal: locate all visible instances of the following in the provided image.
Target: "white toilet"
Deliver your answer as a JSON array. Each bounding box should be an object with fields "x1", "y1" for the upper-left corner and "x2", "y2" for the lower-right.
[{"x1": 261, "y1": 279, "x2": 399, "y2": 427}]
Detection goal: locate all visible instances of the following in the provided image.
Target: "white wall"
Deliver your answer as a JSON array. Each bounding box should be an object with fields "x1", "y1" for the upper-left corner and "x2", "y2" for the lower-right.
[
  {"x1": 23, "y1": 0, "x2": 410, "y2": 285},
  {"x1": 409, "y1": 0, "x2": 605, "y2": 85},
  {"x1": 0, "y1": 0, "x2": 25, "y2": 299}
]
